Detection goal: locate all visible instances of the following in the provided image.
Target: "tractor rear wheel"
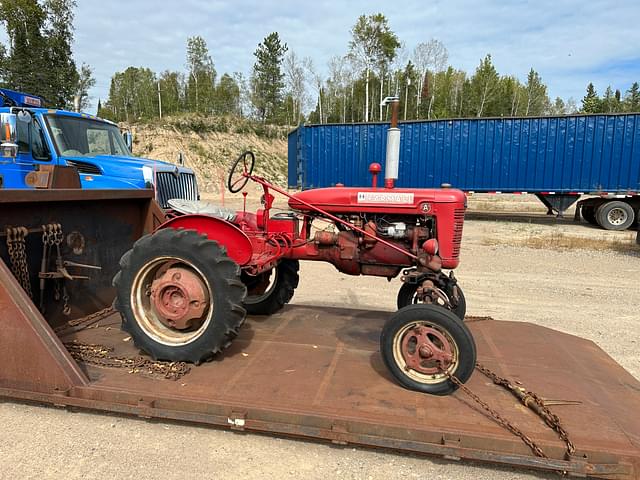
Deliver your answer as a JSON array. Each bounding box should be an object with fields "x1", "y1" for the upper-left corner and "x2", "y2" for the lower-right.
[
  {"x1": 242, "y1": 259, "x2": 299, "y2": 315},
  {"x1": 397, "y1": 282, "x2": 466, "y2": 320},
  {"x1": 113, "y1": 228, "x2": 247, "y2": 364},
  {"x1": 380, "y1": 304, "x2": 476, "y2": 395}
]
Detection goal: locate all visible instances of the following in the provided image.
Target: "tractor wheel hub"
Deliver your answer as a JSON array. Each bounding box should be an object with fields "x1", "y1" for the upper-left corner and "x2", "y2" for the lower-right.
[{"x1": 150, "y1": 267, "x2": 208, "y2": 330}]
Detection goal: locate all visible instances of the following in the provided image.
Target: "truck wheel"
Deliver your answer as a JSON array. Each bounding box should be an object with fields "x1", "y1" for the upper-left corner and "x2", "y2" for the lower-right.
[
  {"x1": 380, "y1": 304, "x2": 476, "y2": 395},
  {"x1": 581, "y1": 206, "x2": 598, "y2": 225},
  {"x1": 113, "y1": 228, "x2": 247, "y2": 364},
  {"x1": 242, "y1": 260, "x2": 299, "y2": 315},
  {"x1": 596, "y1": 201, "x2": 635, "y2": 230},
  {"x1": 397, "y1": 282, "x2": 466, "y2": 321}
]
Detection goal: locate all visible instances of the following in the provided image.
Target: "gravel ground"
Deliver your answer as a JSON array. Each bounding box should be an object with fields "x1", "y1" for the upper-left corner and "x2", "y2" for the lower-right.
[{"x1": 1, "y1": 212, "x2": 638, "y2": 480}]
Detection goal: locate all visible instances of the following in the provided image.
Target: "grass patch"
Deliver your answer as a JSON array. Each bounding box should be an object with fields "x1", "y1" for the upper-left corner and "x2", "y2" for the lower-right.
[{"x1": 483, "y1": 231, "x2": 640, "y2": 253}]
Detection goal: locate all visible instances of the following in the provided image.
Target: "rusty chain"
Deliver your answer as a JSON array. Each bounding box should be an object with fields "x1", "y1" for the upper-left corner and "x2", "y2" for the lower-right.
[
  {"x1": 444, "y1": 362, "x2": 576, "y2": 461},
  {"x1": 445, "y1": 369, "x2": 548, "y2": 458},
  {"x1": 5, "y1": 226, "x2": 33, "y2": 298},
  {"x1": 54, "y1": 306, "x2": 115, "y2": 334},
  {"x1": 58, "y1": 307, "x2": 190, "y2": 381},
  {"x1": 475, "y1": 363, "x2": 576, "y2": 457},
  {"x1": 64, "y1": 340, "x2": 191, "y2": 381},
  {"x1": 41, "y1": 224, "x2": 71, "y2": 315}
]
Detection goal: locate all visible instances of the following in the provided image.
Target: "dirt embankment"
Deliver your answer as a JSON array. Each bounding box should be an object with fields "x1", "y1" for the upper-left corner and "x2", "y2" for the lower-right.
[{"x1": 129, "y1": 118, "x2": 290, "y2": 195}]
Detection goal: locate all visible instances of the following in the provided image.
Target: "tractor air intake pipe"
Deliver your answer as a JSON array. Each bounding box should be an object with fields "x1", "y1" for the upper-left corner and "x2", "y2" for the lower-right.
[{"x1": 381, "y1": 96, "x2": 400, "y2": 189}]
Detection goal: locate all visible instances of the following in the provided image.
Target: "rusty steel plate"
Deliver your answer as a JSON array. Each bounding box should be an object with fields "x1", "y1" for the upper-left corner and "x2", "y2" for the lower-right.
[{"x1": 1, "y1": 298, "x2": 639, "y2": 478}]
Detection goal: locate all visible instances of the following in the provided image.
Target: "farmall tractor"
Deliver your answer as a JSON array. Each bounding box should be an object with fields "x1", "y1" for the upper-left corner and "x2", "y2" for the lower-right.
[{"x1": 114, "y1": 99, "x2": 476, "y2": 395}]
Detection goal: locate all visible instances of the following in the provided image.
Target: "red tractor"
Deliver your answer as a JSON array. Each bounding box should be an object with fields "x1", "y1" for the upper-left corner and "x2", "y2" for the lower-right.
[{"x1": 114, "y1": 102, "x2": 475, "y2": 395}]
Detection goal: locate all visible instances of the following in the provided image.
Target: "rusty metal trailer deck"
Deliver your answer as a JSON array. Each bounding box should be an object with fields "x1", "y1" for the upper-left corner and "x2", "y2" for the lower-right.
[{"x1": 1, "y1": 190, "x2": 639, "y2": 478}]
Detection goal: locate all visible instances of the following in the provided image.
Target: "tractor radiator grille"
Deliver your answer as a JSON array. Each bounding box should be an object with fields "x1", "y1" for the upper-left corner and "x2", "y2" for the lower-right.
[
  {"x1": 155, "y1": 171, "x2": 198, "y2": 208},
  {"x1": 452, "y1": 208, "x2": 465, "y2": 258}
]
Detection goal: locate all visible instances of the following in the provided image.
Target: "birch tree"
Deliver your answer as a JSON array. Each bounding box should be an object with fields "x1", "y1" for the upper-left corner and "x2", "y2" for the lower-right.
[{"x1": 347, "y1": 13, "x2": 400, "y2": 122}]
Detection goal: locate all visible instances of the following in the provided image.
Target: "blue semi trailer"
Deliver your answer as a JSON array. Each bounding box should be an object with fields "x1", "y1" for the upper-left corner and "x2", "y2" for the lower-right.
[
  {"x1": 0, "y1": 88, "x2": 198, "y2": 208},
  {"x1": 288, "y1": 114, "x2": 640, "y2": 230}
]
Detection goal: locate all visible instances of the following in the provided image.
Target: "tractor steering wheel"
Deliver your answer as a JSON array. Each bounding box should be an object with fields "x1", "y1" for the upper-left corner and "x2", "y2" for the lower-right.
[{"x1": 227, "y1": 151, "x2": 256, "y2": 193}]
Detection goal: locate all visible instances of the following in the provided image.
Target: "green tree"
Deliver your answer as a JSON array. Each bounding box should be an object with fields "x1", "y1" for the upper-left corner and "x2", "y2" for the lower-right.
[
  {"x1": 551, "y1": 97, "x2": 566, "y2": 115},
  {"x1": 581, "y1": 83, "x2": 601, "y2": 113},
  {"x1": 623, "y1": 82, "x2": 640, "y2": 112},
  {"x1": 213, "y1": 73, "x2": 240, "y2": 115},
  {"x1": 104, "y1": 67, "x2": 157, "y2": 121},
  {"x1": 601, "y1": 85, "x2": 621, "y2": 113},
  {"x1": 0, "y1": 0, "x2": 88, "y2": 109},
  {"x1": 43, "y1": 0, "x2": 78, "y2": 108},
  {"x1": 75, "y1": 62, "x2": 95, "y2": 110},
  {"x1": 186, "y1": 35, "x2": 215, "y2": 113},
  {"x1": 347, "y1": 13, "x2": 400, "y2": 122},
  {"x1": 159, "y1": 70, "x2": 184, "y2": 116},
  {"x1": 469, "y1": 54, "x2": 499, "y2": 117},
  {"x1": 250, "y1": 32, "x2": 288, "y2": 122},
  {"x1": 0, "y1": 0, "x2": 48, "y2": 97},
  {"x1": 524, "y1": 68, "x2": 549, "y2": 115}
]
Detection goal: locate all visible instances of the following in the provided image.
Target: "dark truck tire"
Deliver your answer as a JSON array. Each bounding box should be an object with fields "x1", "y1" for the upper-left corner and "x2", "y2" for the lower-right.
[
  {"x1": 397, "y1": 282, "x2": 466, "y2": 321},
  {"x1": 113, "y1": 228, "x2": 247, "y2": 364},
  {"x1": 581, "y1": 205, "x2": 598, "y2": 225},
  {"x1": 380, "y1": 304, "x2": 476, "y2": 396},
  {"x1": 596, "y1": 201, "x2": 635, "y2": 231},
  {"x1": 242, "y1": 259, "x2": 299, "y2": 315}
]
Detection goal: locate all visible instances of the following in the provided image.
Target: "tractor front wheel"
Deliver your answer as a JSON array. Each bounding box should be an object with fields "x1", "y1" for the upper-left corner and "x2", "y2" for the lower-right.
[
  {"x1": 397, "y1": 282, "x2": 466, "y2": 321},
  {"x1": 113, "y1": 228, "x2": 247, "y2": 364},
  {"x1": 380, "y1": 304, "x2": 476, "y2": 395},
  {"x1": 242, "y1": 259, "x2": 299, "y2": 315}
]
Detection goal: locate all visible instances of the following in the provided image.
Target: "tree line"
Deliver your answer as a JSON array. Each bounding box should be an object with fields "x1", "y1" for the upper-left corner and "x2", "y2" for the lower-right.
[{"x1": 100, "y1": 13, "x2": 640, "y2": 125}]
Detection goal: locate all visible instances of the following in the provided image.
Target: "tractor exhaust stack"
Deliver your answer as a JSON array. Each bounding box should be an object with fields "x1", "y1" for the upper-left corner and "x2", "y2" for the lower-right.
[{"x1": 382, "y1": 96, "x2": 400, "y2": 189}]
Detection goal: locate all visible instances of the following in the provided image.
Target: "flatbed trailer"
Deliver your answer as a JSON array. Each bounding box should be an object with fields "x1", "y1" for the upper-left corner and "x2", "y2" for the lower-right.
[{"x1": 1, "y1": 189, "x2": 639, "y2": 478}]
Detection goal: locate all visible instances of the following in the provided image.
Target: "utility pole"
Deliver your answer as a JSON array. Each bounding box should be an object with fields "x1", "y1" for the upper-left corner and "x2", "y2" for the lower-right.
[{"x1": 157, "y1": 81, "x2": 163, "y2": 119}]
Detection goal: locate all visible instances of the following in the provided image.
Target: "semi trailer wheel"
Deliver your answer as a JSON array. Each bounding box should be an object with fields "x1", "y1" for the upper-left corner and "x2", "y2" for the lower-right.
[
  {"x1": 242, "y1": 259, "x2": 299, "y2": 315},
  {"x1": 596, "y1": 201, "x2": 635, "y2": 230},
  {"x1": 113, "y1": 228, "x2": 247, "y2": 364},
  {"x1": 396, "y1": 282, "x2": 466, "y2": 321},
  {"x1": 380, "y1": 304, "x2": 476, "y2": 395}
]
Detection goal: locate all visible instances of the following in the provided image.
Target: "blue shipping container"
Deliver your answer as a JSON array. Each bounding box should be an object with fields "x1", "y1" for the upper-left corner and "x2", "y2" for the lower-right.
[{"x1": 288, "y1": 114, "x2": 640, "y2": 194}]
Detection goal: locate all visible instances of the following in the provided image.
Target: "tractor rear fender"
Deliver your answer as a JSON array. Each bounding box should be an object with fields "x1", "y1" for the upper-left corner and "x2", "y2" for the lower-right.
[{"x1": 159, "y1": 214, "x2": 253, "y2": 266}]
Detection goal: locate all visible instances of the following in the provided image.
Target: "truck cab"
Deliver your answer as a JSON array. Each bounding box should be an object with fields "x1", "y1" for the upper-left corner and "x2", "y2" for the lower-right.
[{"x1": 0, "y1": 88, "x2": 198, "y2": 208}]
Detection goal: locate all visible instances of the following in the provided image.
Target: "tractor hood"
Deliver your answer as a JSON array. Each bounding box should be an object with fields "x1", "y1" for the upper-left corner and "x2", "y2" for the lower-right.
[{"x1": 288, "y1": 186, "x2": 467, "y2": 215}]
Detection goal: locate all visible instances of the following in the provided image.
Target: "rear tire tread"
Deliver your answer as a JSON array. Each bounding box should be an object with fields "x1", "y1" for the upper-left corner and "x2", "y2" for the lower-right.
[{"x1": 113, "y1": 228, "x2": 247, "y2": 363}]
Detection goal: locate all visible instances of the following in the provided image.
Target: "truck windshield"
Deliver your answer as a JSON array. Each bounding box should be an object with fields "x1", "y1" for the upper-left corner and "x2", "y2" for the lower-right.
[{"x1": 46, "y1": 115, "x2": 130, "y2": 157}]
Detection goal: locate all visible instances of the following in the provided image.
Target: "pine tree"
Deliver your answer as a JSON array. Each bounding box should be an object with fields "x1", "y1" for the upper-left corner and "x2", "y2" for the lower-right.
[
  {"x1": 524, "y1": 68, "x2": 549, "y2": 115},
  {"x1": 469, "y1": 54, "x2": 499, "y2": 117},
  {"x1": 624, "y1": 82, "x2": 640, "y2": 112},
  {"x1": 44, "y1": 0, "x2": 79, "y2": 108},
  {"x1": 581, "y1": 83, "x2": 601, "y2": 113},
  {"x1": 250, "y1": 32, "x2": 288, "y2": 122}
]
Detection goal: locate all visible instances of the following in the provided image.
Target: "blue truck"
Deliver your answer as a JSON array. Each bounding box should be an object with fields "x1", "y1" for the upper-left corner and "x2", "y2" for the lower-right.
[
  {"x1": 0, "y1": 88, "x2": 198, "y2": 208},
  {"x1": 288, "y1": 114, "x2": 640, "y2": 230}
]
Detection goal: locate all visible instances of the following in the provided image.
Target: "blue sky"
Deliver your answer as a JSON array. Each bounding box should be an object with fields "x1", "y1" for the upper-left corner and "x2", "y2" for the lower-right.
[{"x1": 70, "y1": 0, "x2": 640, "y2": 112}]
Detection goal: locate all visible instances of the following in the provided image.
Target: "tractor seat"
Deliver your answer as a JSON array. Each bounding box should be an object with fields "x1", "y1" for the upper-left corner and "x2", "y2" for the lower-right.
[{"x1": 167, "y1": 199, "x2": 237, "y2": 222}]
